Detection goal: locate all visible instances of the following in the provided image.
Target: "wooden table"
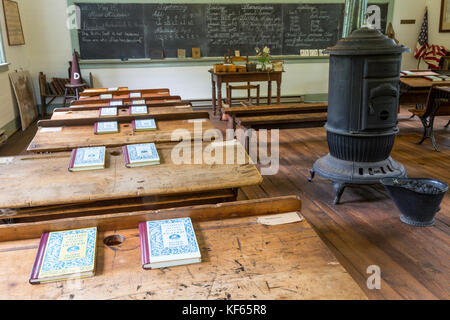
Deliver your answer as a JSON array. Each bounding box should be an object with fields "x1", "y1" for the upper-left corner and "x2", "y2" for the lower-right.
[
  {"x1": 27, "y1": 119, "x2": 214, "y2": 153},
  {"x1": 209, "y1": 70, "x2": 283, "y2": 116},
  {"x1": 223, "y1": 103, "x2": 328, "y2": 130},
  {"x1": 0, "y1": 142, "x2": 262, "y2": 210},
  {"x1": 0, "y1": 196, "x2": 367, "y2": 300},
  {"x1": 399, "y1": 77, "x2": 450, "y2": 109}
]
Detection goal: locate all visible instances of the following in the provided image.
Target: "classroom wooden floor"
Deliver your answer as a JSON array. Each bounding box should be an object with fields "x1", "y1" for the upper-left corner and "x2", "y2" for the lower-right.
[{"x1": 0, "y1": 108, "x2": 448, "y2": 300}]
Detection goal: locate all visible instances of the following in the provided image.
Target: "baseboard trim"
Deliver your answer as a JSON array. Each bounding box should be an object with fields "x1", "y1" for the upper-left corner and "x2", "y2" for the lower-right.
[{"x1": 1, "y1": 116, "x2": 21, "y2": 137}]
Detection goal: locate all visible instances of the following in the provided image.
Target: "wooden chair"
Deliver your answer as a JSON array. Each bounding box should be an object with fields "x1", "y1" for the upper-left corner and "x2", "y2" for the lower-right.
[
  {"x1": 408, "y1": 85, "x2": 450, "y2": 151},
  {"x1": 226, "y1": 55, "x2": 260, "y2": 107}
]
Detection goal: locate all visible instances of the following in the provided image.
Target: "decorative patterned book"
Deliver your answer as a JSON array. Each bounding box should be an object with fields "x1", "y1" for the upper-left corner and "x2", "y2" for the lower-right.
[
  {"x1": 129, "y1": 106, "x2": 148, "y2": 115},
  {"x1": 100, "y1": 94, "x2": 113, "y2": 99},
  {"x1": 132, "y1": 100, "x2": 146, "y2": 105},
  {"x1": 139, "y1": 218, "x2": 201, "y2": 269},
  {"x1": 29, "y1": 227, "x2": 97, "y2": 284},
  {"x1": 68, "y1": 146, "x2": 106, "y2": 172},
  {"x1": 123, "y1": 143, "x2": 160, "y2": 168},
  {"x1": 109, "y1": 100, "x2": 123, "y2": 106},
  {"x1": 424, "y1": 75, "x2": 444, "y2": 82},
  {"x1": 129, "y1": 92, "x2": 142, "y2": 98},
  {"x1": 94, "y1": 121, "x2": 119, "y2": 134},
  {"x1": 132, "y1": 119, "x2": 157, "y2": 132},
  {"x1": 99, "y1": 107, "x2": 118, "y2": 117}
]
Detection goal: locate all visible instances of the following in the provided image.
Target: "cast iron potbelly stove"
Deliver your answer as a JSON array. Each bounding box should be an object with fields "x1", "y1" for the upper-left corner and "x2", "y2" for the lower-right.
[{"x1": 309, "y1": 28, "x2": 410, "y2": 204}]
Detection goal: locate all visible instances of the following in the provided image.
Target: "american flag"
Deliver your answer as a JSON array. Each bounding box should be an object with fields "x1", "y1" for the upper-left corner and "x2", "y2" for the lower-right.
[
  {"x1": 423, "y1": 45, "x2": 449, "y2": 69},
  {"x1": 414, "y1": 9, "x2": 428, "y2": 59}
]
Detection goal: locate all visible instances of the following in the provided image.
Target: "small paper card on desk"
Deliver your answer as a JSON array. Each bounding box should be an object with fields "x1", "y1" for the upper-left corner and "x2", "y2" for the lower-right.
[
  {"x1": 109, "y1": 100, "x2": 123, "y2": 106},
  {"x1": 94, "y1": 121, "x2": 119, "y2": 134},
  {"x1": 99, "y1": 107, "x2": 117, "y2": 117},
  {"x1": 132, "y1": 100, "x2": 146, "y2": 105},
  {"x1": 257, "y1": 212, "x2": 303, "y2": 226},
  {"x1": 29, "y1": 227, "x2": 97, "y2": 284},
  {"x1": 132, "y1": 119, "x2": 157, "y2": 132},
  {"x1": 123, "y1": 143, "x2": 160, "y2": 168},
  {"x1": 139, "y1": 218, "x2": 201, "y2": 269},
  {"x1": 130, "y1": 106, "x2": 148, "y2": 115},
  {"x1": 40, "y1": 127, "x2": 63, "y2": 133},
  {"x1": 129, "y1": 92, "x2": 142, "y2": 98},
  {"x1": 107, "y1": 87, "x2": 119, "y2": 91}
]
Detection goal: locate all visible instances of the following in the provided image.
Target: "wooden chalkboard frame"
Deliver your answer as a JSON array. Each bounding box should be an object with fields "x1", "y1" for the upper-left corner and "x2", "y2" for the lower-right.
[
  {"x1": 68, "y1": 0, "x2": 394, "y2": 66},
  {"x1": 2, "y1": 0, "x2": 25, "y2": 46}
]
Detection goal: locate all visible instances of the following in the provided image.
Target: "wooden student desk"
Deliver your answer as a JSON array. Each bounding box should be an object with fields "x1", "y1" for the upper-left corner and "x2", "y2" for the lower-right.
[
  {"x1": 0, "y1": 141, "x2": 262, "y2": 211},
  {"x1": 44, "y1": 108, "x2": 201, "y2": 127},
  {"x1": 209, "y1": 70, "x2": 283, "y2": 116},
  {"x1": 0, "y1": 196, "x2": 367, "y2": 300},
  {"x1": 79, "y1": 89, "x2": 171, "y2": 101},
  {"x1": 400, "y1": 77, "x2": 450, "y2": 107},
  {"x1": 71, "y1": 96, "x2": 183, "y2": 108},
  {"x1": 27, "y1": 118, "x2": 215, "y2": 153}
]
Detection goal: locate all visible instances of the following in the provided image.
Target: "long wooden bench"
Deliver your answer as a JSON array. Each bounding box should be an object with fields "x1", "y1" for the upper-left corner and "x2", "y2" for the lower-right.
[
  {"x1": 224, "y1": 103, "x2": 328, "y2": 130},
  {"x1": 223, "y1": 103, "x2": 328, "y2": 152},
  {"x1": 408, "y1": 85, "x2": 450, "y2": 151}
]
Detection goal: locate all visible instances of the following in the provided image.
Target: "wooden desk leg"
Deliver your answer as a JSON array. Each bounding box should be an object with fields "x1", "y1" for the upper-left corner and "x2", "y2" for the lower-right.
[
  {"x1": 211, "y1": 76, "x2": 217, "y2": 116},
  {"x1": 268, "y1": 80, "x2": 272, "y2": 104},
  {"x1": 217, "y1": 78, "x2": 223, "y2": 117},
  {"x1": 276, "y1": 79, "x2": 281, "y2": 104}
]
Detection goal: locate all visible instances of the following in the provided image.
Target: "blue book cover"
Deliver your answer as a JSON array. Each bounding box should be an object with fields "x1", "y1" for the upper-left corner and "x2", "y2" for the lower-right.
[
  {"x1": 100, "y1": 107, "x2": 117, "y2": 116},
  {"x1": 71, "y1": 146, "x2": 106, "y2": 170},
  {"x1": 30, "y1": 227, "x2": 97, "y2": 283},
  {"x1": 140, "y1": 218, "x2": 201, "y2": 268},
  {"x1": 95, "y1": 121, "x2": 118, "y2": 134},
  {"x1": 130, "y1": 106, "x2": 148, "y2": 115},
  {"x1": 125, "y1": 143, "x2": 160, "y2": 166},
  {"x1": 134, "y1": 119, "x2": 157, "y2": 131}
]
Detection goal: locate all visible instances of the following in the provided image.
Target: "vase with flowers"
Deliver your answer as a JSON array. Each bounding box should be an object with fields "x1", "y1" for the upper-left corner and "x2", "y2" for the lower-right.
[{"x1": 255, "y1": 46, "x2": 271, "y2": 71}]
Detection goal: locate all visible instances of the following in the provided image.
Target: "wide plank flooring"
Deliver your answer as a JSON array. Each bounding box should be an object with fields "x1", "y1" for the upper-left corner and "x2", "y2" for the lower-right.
[{"x1": 0, "y1": 109, "x2": 448, "y2": 300}]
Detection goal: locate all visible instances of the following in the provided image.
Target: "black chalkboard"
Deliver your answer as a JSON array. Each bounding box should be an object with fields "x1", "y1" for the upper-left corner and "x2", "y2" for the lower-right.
[{"x1": 76, "y1": 2, "x2": 389, "y2": 60}]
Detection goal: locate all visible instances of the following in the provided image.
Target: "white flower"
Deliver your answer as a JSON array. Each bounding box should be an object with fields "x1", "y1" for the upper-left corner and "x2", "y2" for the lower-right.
[{"x1": 263, "y1": 46, "x2": 270, "y2": 54}]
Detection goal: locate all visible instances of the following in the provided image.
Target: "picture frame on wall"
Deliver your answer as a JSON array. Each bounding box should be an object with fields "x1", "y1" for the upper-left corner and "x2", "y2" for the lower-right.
[
  {"x1": 440, "y1": 0, "x2": 450, "y2": 32},
  {"x1": 2, "y1": 0, "x2": 25, "y2": 45}
]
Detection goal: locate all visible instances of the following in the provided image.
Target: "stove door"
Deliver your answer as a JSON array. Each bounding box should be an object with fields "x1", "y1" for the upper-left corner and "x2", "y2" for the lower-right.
[{"x1": 361, "y1": 79, "x2": 399, "y2": 131}]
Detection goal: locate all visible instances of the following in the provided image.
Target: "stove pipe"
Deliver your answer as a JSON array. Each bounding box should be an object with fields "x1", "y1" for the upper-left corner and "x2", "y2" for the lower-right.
[{"x1": 309, "y1": 28, "x2": 410, "y2": 205}]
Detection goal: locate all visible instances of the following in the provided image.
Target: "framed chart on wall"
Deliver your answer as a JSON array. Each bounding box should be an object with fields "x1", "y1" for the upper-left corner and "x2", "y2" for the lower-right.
[
  {"x1": 2, "y1": 0, "x2": 25, "y2": 45},
  {"x1": 440, "y1": 0, "x2": 450, "y2": 32}
]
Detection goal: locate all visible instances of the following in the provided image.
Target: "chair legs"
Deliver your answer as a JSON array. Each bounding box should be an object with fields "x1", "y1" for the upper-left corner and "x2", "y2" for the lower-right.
[
  {"x1": 418, "y1": 115, "x2": 440, "y2": 151},
  {"x1": 445, "y1": 120, "x2": 450, "y2": 128},
  {"x1": 227, "y1": 84, "x2": 260, "y2": 107}
]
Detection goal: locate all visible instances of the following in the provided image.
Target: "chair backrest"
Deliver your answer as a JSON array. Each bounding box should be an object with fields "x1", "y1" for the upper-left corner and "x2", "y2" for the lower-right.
[{"x1": 231, "y1": 56, "x2": 249, "y2": 64}]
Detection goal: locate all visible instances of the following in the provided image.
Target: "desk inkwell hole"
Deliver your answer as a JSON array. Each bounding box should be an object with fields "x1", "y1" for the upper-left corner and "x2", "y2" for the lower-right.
[
  {"x1": 109, "y1": 150, "x2": 122, "y2": 157},
  {"x1": 104, "y1": 235, "x2": 125, "y2": 247},
  {"x1": 123, "y1": 124, "x2": 130, "y2": 128},
  {"x1": 121, "y1": 109, "x2": 127, "y2": 112}
]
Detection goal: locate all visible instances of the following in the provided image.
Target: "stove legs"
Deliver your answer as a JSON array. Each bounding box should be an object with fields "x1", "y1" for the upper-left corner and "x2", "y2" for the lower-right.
[
  {"x1": 307, "y1": 169, "x2": 315, "y2": 182},
  {"x1": 307, "y1": 168, "x2": 345, "y2": 205},
  {"x1": 333, "y1": 182, "x2": 346, "y2": 205}
]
